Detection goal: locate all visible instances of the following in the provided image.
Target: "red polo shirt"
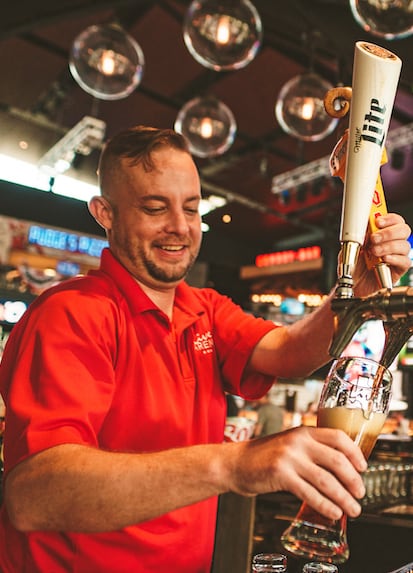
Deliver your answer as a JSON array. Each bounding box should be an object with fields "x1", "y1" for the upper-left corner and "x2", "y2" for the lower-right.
[{"x1": 0, "y1": 249, "x2": 276, "y2": 572}]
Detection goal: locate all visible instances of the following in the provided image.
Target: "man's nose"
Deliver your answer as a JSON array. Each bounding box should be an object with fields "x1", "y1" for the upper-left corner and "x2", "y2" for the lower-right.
[{"x1": 165, "y1": 209, "x2": 191, "y2": 234}]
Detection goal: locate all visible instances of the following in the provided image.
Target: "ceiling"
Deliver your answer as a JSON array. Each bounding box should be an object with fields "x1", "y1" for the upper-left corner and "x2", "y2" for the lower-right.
[{"x1": 1, "y1": 0, "x2": 413, "y2": 275}]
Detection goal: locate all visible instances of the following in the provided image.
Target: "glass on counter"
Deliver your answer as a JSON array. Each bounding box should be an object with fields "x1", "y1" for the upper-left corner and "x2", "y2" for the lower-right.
[
  {"x1": 302, "y1": 563, "x2": 338, "y2": 573},
  {"x1": 252, "y1": 552, "x2": 287, "y2": 572}
]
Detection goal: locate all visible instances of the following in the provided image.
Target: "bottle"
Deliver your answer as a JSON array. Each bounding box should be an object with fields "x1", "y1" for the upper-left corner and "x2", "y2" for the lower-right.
[
  {"x1": 302, "y1": 563, "x2": 338, "y2": 573},
  {"x1": 252, "y1": 553, "x2": 287, "y2": 572}
]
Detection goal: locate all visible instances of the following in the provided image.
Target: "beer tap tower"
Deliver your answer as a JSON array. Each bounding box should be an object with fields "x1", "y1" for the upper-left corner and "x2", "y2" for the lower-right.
[{"x1": 325, "y1": 42, "x2": 413, "y2": 366}]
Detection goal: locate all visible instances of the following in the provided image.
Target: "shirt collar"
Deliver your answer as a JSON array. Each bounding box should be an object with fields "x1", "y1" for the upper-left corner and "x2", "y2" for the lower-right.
[{"x1": 99, "y1": 248, "x2": 205, "y2": 325}]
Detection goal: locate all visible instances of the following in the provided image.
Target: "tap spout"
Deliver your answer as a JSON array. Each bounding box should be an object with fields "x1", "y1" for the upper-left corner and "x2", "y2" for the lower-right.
[
  {"x1": 381, "y1": 319, "x2": 413, "y2": 368},
  {"x1": 329, "y1": 286, "x2": 413, "y2": 358}
]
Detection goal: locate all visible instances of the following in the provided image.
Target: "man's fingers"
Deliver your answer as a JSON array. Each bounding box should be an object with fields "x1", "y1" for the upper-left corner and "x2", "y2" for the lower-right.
[
  {"x1": 311, "y1": 428, "x2": 368, "y2": 474},
  {"x1": 287, "y1": 468, "x2": 363, "y2": 521}
]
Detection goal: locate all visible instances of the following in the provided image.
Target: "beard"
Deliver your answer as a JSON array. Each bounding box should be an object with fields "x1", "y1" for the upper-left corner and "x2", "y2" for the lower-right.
[
  {"x1": 122, "y1": 237, "x2": 200, "y2": 284},
  {"x1": 143, "y1": 251, "x2": 197, "y2": 283}
]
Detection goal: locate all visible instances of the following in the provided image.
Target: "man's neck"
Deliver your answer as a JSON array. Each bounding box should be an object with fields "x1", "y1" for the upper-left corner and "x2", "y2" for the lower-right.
[{"x1": 137, "y1": 281, "x2": 176, "y2": 320}]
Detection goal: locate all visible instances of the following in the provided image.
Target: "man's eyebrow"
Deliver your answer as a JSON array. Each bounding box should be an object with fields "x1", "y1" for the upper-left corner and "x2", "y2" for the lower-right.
[
  {"x1": 139, "y1": 195, "x2": 168, "y2": 202},
  {"x1": 139, "y1": 194, "x2": 200, "y2": 203}
]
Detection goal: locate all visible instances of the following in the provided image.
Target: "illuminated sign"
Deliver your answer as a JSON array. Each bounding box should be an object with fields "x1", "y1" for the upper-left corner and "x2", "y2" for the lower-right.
[
  {"x1": 28, "y1": 225, "x2": 108, "y2": 258},
  {"x1": 0, "y1": 299, "x2": 28, "y2": 324},
  {"x1": 255, "y1": 245, "x2": 321, "y2": 268},
  {"x1": 56, "y1": 260, "x2": 80, "y2": 277}
]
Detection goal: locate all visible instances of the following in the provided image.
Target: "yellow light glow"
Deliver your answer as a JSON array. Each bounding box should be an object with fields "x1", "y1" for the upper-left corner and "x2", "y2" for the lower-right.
[
  {"x1": 250, "y1": 293, "x2": 327, "y2": 308},
  {"x1": 100, "y1": 50, "x2": 116, "y2": 75},
  {"x1": 216, "y1": 15, "x2": 231, "y2": 44},
  {"x1": 251, "y1": 293, "x2": 282, "y2": 306},
  {"x1": 200, "y1": 117, "x2": 213, "y2": 139},
  {"x1": 301, "y1": 98, "x2": 315, "y2": 120}
]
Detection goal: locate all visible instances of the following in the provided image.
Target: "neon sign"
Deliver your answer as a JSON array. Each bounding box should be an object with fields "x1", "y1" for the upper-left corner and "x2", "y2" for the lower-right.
[
  {"x1": 28, "y1": 225, "x2": 108, "y2": 258},
  {"x1": 255, "y1": 245, "x2": 321, "y2": 268}
]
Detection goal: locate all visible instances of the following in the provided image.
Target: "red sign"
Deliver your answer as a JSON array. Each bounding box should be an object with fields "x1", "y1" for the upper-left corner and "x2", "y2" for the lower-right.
[{"x1": 255, "y1": 245, "x2": 321, "y2": 268}]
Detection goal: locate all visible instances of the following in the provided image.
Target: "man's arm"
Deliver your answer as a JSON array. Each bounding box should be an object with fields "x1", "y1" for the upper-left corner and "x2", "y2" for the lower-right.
[
  {"x1": 249, "y1": 213, "x2": 411, "y2": 378},
  {"x1": 5, "y1": 426, "x2": 367, "y2": 533}
]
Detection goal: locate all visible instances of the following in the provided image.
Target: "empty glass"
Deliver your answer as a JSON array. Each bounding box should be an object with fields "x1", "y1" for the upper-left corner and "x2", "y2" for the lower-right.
[
  {"x1": 281, "y1": 356, "x2": 392, "y2": 564},
  {"x1": 252, "y1": 552, "x2": 287, "y2": 572},
  {"x1": 302, "y1": 563, "x2": 338, "y2": 573}
]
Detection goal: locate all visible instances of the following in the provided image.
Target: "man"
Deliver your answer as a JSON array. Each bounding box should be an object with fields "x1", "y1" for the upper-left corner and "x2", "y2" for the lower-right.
[
  {"x1": 253, "y1": 393, "x2": 284, "y2": 437},
  {"x1": 0, "y1": 126, "x2": 410, "y2": 572}
]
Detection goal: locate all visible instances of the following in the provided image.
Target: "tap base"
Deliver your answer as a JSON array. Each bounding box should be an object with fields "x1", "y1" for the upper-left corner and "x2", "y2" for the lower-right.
[
  {"x1": 336, "y1": 240, "x2": 360, "y2": 300},
  {"x1": 335, "y1": 279, "x2": 354, "y2": 300}
]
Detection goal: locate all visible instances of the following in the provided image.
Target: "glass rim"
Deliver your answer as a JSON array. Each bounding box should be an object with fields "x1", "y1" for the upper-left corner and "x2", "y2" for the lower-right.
[
  {"x1": 330, "y1": 356, "x2": 392, "y2": 381},
  {"x1": 252, "y1": 551, "x2": 287, "y2": 564}
]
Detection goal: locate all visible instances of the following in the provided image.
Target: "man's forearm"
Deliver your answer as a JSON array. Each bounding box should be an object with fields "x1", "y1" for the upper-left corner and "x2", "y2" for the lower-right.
[{"x1": 4, "y1": 442, "x2": 231, "y2": 533}]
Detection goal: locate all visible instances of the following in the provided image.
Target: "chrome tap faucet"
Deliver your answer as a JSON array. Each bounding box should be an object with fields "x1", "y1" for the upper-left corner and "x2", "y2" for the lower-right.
[{"x1": 330, "y1": 286, "x2": 413, "y2": 366}]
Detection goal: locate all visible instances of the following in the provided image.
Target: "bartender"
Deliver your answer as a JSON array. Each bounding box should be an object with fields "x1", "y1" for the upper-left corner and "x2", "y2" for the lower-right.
[{"x1": 0, "y1": 125, "x2": 410, "y2": 572}]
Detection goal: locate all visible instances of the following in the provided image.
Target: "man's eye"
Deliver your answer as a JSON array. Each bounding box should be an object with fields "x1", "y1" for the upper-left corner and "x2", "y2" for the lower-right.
[{"x1": 144, "y1": 206, "x2": 165, "y2": 214}]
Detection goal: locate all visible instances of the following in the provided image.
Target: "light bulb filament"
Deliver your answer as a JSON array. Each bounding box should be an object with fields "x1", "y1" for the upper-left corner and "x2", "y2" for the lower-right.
[
  {"x1": 301, "y1": 98, "x2": 315, "y2": 120},
  {"x1": 88, "y1": 48, "x2": 131, "y2": 77},
  {"x1": 200, "y1": 117, "x2": 213, "y2": 138},
  {"x1": 99, "y1": 50, "x2": 116, "y2": 75},
  {"x1": 216, "y1": 15, "x2": 231, "y2": 44}
]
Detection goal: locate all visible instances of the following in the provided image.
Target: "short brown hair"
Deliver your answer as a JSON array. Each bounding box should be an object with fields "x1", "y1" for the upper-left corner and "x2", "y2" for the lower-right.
[{"x1": 98, "y1": 125, "x2": 190, "y2": 192}]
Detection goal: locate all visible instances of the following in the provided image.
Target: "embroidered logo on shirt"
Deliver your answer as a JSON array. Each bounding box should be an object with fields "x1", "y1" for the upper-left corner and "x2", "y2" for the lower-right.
[{"x1": 193, "y1": 330, "x2": 214, "y2": 354}]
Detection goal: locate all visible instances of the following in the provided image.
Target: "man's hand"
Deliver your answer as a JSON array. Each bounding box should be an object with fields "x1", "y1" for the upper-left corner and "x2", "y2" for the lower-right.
[
  {"x1": 354, "y1": 213, "x2": 411, "y2": 297},
  {"x1": 227, "y1": 426, "x2": 367, "y2": 520}
]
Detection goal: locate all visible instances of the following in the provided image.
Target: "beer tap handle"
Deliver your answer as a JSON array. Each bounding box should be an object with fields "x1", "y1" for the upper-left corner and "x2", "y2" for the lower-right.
[
  {"x1": 326, "y1": 93, "x2": 392, "y2": 291},
  {"x1": 362, "y1": 146, "x2": 393, "y2": 290}
]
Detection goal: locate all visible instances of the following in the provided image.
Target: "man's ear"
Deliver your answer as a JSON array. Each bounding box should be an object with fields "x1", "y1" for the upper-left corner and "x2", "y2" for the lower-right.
[{"x1": 88, "y1": 196, "x2": 113, "y2": 230}]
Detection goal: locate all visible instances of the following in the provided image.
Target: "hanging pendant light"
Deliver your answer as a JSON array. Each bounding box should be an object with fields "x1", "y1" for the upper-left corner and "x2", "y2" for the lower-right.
[
  {"x1": 349, "y1": 0, "x2": 413, "y2": 40},
  {"x1": 174, "y1": 96, "x2": 237, "y2": 158},
  {"x1": 69, "y1": 23, "x2": 145, "y2": 100},
  {"x1": 183, "y1": 0, "x2": 262, "y2": 71},
  {"x1": 275, "y1": 72, "x2": 338, "y2": 142}
]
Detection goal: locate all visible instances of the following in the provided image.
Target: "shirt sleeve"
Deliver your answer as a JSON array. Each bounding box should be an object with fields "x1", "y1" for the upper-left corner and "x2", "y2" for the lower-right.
[
  {"x1": 0, "y1": 285, "x2": 120, "y2": 474},
  {"x1": 207, "y1": 290, "x2": 278, "y2": 400}
]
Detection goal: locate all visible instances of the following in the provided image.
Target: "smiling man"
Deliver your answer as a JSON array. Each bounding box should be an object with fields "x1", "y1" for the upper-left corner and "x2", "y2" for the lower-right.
[
  {"x1": 90, "y1": 133, "x2": 203, "y2": 314},
  {"x1": 0, "y1": 125, "x2": 411, "y2": 573}
]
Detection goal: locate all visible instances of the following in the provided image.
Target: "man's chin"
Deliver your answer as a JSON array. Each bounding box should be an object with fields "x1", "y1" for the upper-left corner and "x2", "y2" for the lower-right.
[
  {"x1": 145, "y1": 255, "x2": 197, "y2": 285},
  {"x1": 150, "y1": 266, "x2": 190, "y2": 285}
]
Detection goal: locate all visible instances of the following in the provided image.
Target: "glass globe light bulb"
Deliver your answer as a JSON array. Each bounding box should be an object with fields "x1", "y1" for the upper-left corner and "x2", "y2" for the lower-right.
[
  {"x1": 183, "y1": 0, "x2": 263, "y2": 71},
  {"x1": 69, "y1": 23, "x2": 145, "y2": 100},
  {"x1": 275, "y1": 72, "x2": 339, "y2": 142},
  {"x1": 349, "y1": 0, "x2": 413, "y2": 40},
  {"x1": 174, "y1": 96, "x2": 237, "y2": 158}
]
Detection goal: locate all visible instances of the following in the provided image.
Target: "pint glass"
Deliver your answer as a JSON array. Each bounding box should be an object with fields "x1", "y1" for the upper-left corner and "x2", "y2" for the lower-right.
[{"x1": 281, "y1": 356, "x2": 392, "y2": 563}]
